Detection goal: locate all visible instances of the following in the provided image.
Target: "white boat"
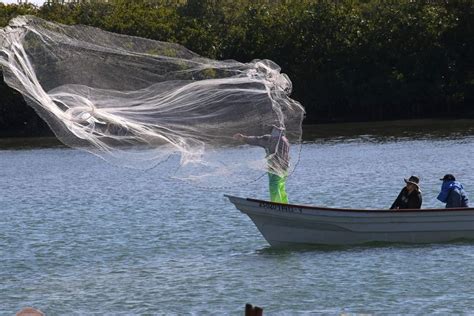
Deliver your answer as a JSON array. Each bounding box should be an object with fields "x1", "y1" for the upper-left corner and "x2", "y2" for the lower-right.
[{"x1": 225, "y1": 195, "x2": 474, "y2": 246}]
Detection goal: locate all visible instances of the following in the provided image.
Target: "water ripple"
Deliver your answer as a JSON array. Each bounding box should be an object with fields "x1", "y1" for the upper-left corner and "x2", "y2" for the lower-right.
[{"x1": 1, "y1": 137, "x2": 474, "y2": 314}]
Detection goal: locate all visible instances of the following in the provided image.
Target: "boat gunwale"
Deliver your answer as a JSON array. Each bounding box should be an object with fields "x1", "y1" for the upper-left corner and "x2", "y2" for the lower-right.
[{"x1": 230, "y1": 196, "x2": 474, "y2": 213}]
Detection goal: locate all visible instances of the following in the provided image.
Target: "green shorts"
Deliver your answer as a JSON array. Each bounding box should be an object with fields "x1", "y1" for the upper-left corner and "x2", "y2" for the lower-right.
[{"x1": 268, "y1": 173, "x2": 288, "y2": 204}]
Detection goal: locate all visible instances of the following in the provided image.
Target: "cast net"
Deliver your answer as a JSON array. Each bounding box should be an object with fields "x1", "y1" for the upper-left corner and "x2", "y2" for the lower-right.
[{"x1": 0, "y1": 16, "x2": 305, "y2": 187}]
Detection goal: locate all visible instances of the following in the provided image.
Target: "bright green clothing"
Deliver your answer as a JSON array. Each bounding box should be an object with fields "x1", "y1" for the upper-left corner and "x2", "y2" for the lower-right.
[
  {"x1": 268, "y1": 173, "x2": 288, "y2": 203},
  {"x1": 241, "y1": 132, "x2": 290, "y2": 203}
]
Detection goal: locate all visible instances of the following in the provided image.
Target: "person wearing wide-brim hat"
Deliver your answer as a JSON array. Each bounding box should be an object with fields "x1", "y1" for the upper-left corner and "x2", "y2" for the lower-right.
[{"x1": 390, "y1": 175, "x2": 422, "y2": 210}]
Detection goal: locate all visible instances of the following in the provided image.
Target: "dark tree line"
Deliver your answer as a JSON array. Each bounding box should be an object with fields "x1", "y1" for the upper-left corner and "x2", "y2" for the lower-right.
[{"x1": 0, "y1": 0, "x2": 473, "y2": 136}]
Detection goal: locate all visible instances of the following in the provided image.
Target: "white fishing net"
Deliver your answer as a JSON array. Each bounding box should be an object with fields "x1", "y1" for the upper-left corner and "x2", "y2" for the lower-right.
[{"x1": 0, "y1": 16, "x2": 304, "y2": 187}]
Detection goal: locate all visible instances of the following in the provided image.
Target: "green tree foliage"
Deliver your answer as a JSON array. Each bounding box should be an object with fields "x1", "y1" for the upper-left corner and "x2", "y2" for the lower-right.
[{"x1": 0, "y1": 0, "x2": 473, "y2": 136}]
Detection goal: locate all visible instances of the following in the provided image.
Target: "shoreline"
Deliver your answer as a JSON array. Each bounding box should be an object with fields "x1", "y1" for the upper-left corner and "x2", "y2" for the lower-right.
[{"x1": 1, "y1": 118, "x2": 474, "y2": 149}]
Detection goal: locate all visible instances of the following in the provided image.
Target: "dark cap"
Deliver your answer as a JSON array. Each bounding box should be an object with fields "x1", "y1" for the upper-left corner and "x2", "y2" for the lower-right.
[{"x1": 440, "y1": 174, "x2": 456, "y2": 181}]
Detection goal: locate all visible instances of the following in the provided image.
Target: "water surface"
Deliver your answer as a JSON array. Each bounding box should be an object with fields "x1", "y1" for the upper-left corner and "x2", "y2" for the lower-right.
[{"x1": 1, "y1": 120, "x2": 474, "y2": 314}]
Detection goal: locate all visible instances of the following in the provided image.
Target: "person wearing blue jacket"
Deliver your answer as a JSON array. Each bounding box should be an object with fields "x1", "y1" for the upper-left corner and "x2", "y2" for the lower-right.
[{"x1": 437, "y1": 174, "x2": 469, "y2": 208}]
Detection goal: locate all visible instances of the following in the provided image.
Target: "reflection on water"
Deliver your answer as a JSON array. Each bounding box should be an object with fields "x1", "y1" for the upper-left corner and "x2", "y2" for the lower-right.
[
  {"x1": 303, "y1": 119, "x2": 474, "y2": 142},
  {"x1": 256, "y1": 239, "x2": 474, "y2": 254},
  {"x1": 0, "y1": 136, "x2": 63, "y2": 149},
  {"x1": 2, "y1": 119, "x2": 474, "y2": 149}
]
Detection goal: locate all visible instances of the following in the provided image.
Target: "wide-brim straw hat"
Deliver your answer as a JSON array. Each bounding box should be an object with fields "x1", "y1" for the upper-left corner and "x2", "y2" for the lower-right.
[{"x1": 404, "y1": 176, "x2": 421, "y2": 192}]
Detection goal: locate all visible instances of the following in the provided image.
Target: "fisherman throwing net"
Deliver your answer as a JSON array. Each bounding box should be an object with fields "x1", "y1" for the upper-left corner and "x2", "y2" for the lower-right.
[{"x1": 0, "y1": 16, "x2": 305, "y2": 189}]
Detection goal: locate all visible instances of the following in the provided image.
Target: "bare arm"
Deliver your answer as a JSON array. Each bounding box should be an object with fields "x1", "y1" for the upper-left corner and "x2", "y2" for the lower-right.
[{"x1": 233, "y1": 133, "x2": 270, "y2": 148}]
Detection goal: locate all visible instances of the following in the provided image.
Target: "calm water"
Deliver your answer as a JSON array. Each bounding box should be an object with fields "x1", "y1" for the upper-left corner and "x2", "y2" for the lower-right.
[{"x1": 2, "y1": 121, "x2": 474, "y2": 314}]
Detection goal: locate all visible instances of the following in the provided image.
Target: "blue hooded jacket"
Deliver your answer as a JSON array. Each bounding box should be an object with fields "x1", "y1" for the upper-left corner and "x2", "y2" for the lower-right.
[{"x1": 437, "y1": 181, "x2": 469, "y2": 208}]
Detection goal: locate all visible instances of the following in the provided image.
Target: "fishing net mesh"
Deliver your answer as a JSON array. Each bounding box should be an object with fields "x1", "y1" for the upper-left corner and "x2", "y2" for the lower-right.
[{"x1": 0, "y1": 16, "x2": 304, "y2": 187}]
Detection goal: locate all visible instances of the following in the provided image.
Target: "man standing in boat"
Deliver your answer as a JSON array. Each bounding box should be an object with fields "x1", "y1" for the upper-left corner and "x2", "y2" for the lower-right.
[
  {"x1": 390, "y1": 176, "x2": 422, "y2": 210},
  {"x1": 437, "y1": 174, "x2": 469, "y2": 208},
  {"x1": 233, "y1": 125, "x2": 290, "y2": 204}
]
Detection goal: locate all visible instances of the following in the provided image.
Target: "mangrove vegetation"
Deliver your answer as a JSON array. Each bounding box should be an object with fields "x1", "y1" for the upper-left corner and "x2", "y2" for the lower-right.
[{"x1": 0, "y1": 0, "x2": 473, "y2": 136}]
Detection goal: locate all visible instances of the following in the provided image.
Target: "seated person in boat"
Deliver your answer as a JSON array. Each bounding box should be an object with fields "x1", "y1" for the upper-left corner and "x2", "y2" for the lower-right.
[
  {"x1": 233, "y1": 126, "x2": 290, "y2": 204},
  {"x1": 390, "y1": 176, "x2": 422, "y2": 210},
  {"x1": 437, "y1": 174, "x2": 469, "y2": 208}
]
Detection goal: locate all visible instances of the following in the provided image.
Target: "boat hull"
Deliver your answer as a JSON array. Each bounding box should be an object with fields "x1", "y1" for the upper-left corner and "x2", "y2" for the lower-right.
[{"x1": 226, "y1": 195, "x2": 474, "y2": 246}]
